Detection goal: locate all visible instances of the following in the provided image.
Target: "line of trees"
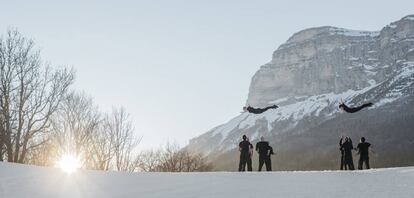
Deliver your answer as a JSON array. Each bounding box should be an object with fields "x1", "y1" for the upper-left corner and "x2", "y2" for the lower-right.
[
  {"x1": 0, "y1": 29, "x2": 212, "y2": 172},
  {"x1": 137, "y1": 143, "x2": 213, "y2": 172}
]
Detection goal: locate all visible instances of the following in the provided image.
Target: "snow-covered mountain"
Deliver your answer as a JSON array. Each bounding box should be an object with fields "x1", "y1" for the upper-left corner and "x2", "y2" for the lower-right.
[
  {"x1": 1, "y1": 162, "x2": 414, "y2": 198},
  {"x1": 187, "y1": 15, "x2": 414, "y2": 170}
]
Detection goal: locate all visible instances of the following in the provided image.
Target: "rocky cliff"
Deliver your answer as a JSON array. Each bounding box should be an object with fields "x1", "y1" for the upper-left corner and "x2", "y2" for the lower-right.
[{"x1": 187, "y1": 15, "x2": 414, "y2": 171}]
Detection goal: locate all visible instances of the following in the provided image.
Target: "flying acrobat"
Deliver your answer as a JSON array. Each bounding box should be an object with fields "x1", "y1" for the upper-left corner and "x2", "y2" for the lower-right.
[
  {"x1": 339, "y1": 99, "x2": 373, "y2": 113},
  {"x1": 243, "y1": 104, "x2": 278, "y2": 114}
]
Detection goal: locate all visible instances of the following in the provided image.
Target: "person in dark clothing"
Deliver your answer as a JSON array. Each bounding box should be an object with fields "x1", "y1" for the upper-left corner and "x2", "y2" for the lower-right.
[
  {"x1": 267, "y1": 146, "x2": 274, "y2": 171},
  {"x1": 246, "y1": 138, "x2": 253, "y2": 171},
  {"x1": 341, "y1": 137, "x2": 355, "y2": 170},
  {"x1": 356, "y1": 137, "x2": 371, "y2": 170},
  {"x1": 339, "y1": 99, "x2": 373, "y2": 113},
  {"x1": 238, "y1": 135, "x2": 253, "y2": 172},
  {"x1": 339, "y1": 136, "x2": 345, "y2": 170},
  {"x1": 243, "y1": 104, "x2": 278, "y2": 114},
  {"x1": 256, "y1": 136, "x2": 273, "y2": 171}
]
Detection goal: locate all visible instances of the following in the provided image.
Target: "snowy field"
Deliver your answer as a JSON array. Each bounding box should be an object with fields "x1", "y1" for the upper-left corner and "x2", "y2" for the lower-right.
[{"x1": 0, "y1": 162, "x2": 413, "y2": 198}]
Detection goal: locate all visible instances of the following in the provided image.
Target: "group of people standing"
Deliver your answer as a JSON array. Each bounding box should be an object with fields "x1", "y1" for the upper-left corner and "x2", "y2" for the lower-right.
[
  {"x1": 238, "y1": 135, "x2": 274, "y2": 172},
  {"x1": 339, "y1": 136, "x2": 372, "y2": 170},
  {"x1": 239, "y1": 99, "x2": 374, "y2": 171}
]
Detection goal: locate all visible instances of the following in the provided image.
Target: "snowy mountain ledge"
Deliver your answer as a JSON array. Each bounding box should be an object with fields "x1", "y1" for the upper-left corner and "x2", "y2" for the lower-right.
[{"x1": 1, "y1": 162, "x2": 413, "y2": 198}]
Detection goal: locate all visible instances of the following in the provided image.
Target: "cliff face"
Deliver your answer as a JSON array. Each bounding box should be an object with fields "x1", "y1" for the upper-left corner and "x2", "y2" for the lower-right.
[
  {"x1": 248, "y1": 16, "x2": 414, "y2": 107},
  {"x1": 187, "y1": 15, "x2": 414, "y2": 170}
]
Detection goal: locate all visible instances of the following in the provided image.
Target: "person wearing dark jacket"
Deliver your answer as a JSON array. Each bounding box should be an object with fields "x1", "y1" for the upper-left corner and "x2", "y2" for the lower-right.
[
  {"x1": 243, "y1": 104, "x2": 278, "y2": 114},
  {"x1": 356, "y1": 137, "x2": 371, "y2": 170},
  {"x1": 246, "y1": 138, "x2": 253, "y2": 171},
  {"x1": 339, "y1": 136, "x2": 345, "y2": 170},
  {"x1": 238, "y1": 135, "x2": 252, "y2": 171},
  {"x1": 339, "y1": 99, "x2": 373, "y2": 113},
  {"x1": 341, "y1": 137, "x2": 355, "y2": 170},
  {"x1": 256, "y1": 136, "x2": 273, "y2": 171}
]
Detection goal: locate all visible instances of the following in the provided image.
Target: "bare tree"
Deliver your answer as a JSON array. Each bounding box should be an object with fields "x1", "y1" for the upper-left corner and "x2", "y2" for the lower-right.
[
  {"x1": 137, "y1": 142, "x2": 213, "y2": 172},
  {"x1": 157, "y1": 142, "x2": 182, "y2": 172},
  {"x1": 90, "y1": 126, "x2": 113, "y2": 171},
  {"x1": 24, "y1": 139, "x2": 55, "y2": 166},
  {"x1": 104, "y1": 107, "x2": 141, "y2": 171},
  {"x1": 136, "y1": 149, "x2": 162, "y2": 172},
  {"x1": 0, "y1": 29, "x2": 74, "y2": 163},
  {"x1": 25, "y1": 93, "x2": 142, "y2": 171},
  {"x1": 0, "y1": 29, "x2": 144, "y2": 171},
  {"x1": 0, "y1": 112, "x2": 6, "y2": 161},
  {"x1": 49, "y1": 91, "x2": 101, "y2": 168}
]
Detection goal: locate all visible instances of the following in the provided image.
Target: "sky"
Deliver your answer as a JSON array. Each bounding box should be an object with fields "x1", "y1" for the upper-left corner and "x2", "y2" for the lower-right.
[{"x1": 1, "y1": 0, "x2": 413, "y2": 149}]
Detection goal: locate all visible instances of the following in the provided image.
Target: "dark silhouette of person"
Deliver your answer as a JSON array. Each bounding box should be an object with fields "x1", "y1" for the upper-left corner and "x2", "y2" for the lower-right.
[
  {"x1": 247, "y1": 138, "x2": 253, "y2": 171},
  {"x1": 238, "y1": 135, "x2": 252, "y2": 171},
  {"x1": 243, "y1": 104, "x2": 278, "y2": 114},
  {"x1": 339, "y1": 136, "x2": 345, "y2": 170},
  {"x1": 267, "y1": 146, "x2": 274, "y2": 171},
  {"x1": 339, "y1": 99, "x2": 373, "y2": 113},
  {"x1": 256, "y1": 136, "x2": 273, "y2": 171},
  {"x1": 341, "y1": 137, "x2": 355, "y2": 170},
  {"x1": 356, "y1": 137, "x2": 371, "y2": 170}
]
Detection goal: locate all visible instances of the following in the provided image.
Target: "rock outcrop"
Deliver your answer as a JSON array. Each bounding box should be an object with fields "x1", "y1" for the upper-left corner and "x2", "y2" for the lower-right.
[{"x1": 187, "y1": 15, "x2": 414, "y2": 170}]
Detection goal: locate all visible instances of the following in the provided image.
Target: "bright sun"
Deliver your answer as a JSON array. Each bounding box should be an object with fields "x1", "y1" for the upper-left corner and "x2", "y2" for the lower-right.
[{"x1": 57, "y1": 154, "x2": 81, "y2": 174}]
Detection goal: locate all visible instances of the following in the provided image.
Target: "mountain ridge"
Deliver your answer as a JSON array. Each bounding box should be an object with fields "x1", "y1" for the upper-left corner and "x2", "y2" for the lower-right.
[{"x1": 187, "y1": 15, "x2": 414, "y2": 171}]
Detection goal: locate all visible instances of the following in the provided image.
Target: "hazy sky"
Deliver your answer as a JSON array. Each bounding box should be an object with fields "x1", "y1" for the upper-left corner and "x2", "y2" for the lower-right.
[{"x1": 1, "y1": 0, "x2": 412, "y2": 149}]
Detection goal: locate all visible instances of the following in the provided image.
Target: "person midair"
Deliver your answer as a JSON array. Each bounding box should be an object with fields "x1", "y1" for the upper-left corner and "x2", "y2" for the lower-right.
[
  {"x1": 356, "y1": 137, "x2": 372, "y2": 170},
  {"x1": 243, "y1": 104, "x2": 278, "y2": 114},
  {"x1": 339, "y1": 98, "x2": 373, "y2": 113}
]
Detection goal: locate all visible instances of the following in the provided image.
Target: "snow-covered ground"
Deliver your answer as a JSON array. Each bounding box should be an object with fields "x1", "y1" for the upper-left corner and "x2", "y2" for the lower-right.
[{"x1": 1, "y1": 162, "x2": 413, "y2": 198}]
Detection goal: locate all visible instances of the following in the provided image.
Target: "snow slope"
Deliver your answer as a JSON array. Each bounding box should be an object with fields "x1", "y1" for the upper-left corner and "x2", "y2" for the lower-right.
[{"x1": 1, "y1": 162, "x2": 413, "y2": 198}]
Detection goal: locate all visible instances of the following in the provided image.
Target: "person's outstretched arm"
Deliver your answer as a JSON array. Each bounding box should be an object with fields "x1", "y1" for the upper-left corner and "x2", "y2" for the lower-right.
[
  {"x1": 268, "y1": 146, "x2": 274, "y2": 155},
  {"x1": 369, "y1": 143, "x2": 375, "y2": 154}
]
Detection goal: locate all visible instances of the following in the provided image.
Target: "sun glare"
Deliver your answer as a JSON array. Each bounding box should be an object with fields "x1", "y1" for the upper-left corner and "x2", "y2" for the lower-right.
[{"x1": 57, "y1": 154, "x2": 81, "y2": 174}]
